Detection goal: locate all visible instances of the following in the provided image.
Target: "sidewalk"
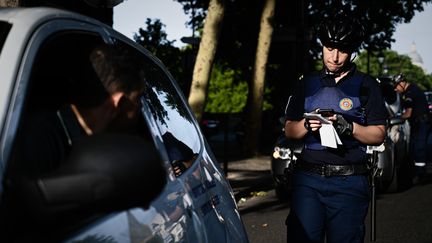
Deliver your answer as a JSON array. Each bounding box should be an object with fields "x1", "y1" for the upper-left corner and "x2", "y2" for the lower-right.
[{"x1": 220, "y1": 155, "x2": 275, "y2": 208}]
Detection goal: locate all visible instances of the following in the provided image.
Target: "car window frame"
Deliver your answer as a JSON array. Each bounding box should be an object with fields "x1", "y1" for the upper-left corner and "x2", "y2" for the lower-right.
[
  {"x1": 0, "y1": 21, "x2": 11, "y2": 55},
  {"x1": 105, "y1": 30, "x2": 206, "y2": 180},
  {"x1": 0, "y1": 18, "x2": 113, "y2": 193}
]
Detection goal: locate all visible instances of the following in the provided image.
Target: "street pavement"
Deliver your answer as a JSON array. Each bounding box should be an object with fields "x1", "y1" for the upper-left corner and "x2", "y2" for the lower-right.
[
  {"x1": 222, "y1": 155, "x2": 275, "y2": 211},
  {"x1": 222, "y1": 156, "x2": 432, "y2": 243},
  {"x1": 223, "y1": 155, "x2": 288, "y2": 243}
]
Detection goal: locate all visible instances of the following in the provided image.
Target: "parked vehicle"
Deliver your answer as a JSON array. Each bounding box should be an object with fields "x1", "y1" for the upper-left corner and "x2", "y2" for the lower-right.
[
  {"x1": 270, "y1": 117, "x2": 303, "y2": 201},
  {"x1": 424, "y1": 91, "x2": 432, "y2": 113},
  {"x1": 376, "y1": 76, "x2": 411, "y2": 192},
  {"x1": 271, "y1": 131, "x2": 301, "y2": 200},
  {"x1": 0, "y1": 7, "x2": 248, "y2": 242}
]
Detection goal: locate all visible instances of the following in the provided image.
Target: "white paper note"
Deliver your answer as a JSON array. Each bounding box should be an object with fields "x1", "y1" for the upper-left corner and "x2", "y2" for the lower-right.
[{"x1": 319, "y1": 124, "x2": 343, "y2": 148}]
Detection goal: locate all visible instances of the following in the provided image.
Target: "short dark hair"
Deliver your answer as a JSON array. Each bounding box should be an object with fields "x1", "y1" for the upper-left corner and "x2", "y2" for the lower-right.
[
  {"x1": 70, "y1": 43, "x2": 146, "y2": 108},
  {"x1": 89, "y1": 44, "x2": 146, "y2": 97}
]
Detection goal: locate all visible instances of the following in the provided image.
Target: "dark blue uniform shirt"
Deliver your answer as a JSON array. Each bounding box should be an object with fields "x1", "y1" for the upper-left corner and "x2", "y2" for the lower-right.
[
  {"x1": 285, "y1": 65, "x2": 388, "y2": 165},
  {"x1": 402, "y1": 82, "x2": 428, "y2": 125}
]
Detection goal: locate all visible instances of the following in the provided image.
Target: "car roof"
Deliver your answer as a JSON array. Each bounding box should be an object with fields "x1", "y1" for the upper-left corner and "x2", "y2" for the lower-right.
[{"x1": 0, "y1": 7, "x2": 99, "y2": 24}]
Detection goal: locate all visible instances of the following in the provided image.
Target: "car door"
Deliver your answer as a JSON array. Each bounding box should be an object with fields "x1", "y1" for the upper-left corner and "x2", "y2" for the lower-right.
[
  {"x1": 0, "y1": 11, "x2": 203, "y2": 242},
  {"x1": 134, "y1": 30, "x2": 248, "y2": 243},
  {"x1": 56, "y1": 24, "x2": 206, "y2": 243},
  {"x1": 66, "y1": 21, "x2": 249, "y2": 243}
]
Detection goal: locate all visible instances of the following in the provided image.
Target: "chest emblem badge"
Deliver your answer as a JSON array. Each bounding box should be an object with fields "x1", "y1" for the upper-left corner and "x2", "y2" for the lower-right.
[{"x1": 339, "y1": 98, "x2": 353, "y2": 111}]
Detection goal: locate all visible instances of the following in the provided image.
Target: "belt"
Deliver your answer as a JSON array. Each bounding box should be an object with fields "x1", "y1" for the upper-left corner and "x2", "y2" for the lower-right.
[{"x1": 295, "y1": 161, "x2": 369, "y2": 177}]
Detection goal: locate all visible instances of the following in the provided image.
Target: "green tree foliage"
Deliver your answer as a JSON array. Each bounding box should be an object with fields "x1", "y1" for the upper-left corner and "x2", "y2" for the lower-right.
[
  {"x1": 133, "y1": 18, "x2": 194, "y2": 95},
  {"x1": 204, "y1": 64, "x2": 247, "y2": 113},
  {"x1": 133, "y1": 18, "x2": 183, "y2": 74},
  {"x1": 173, "y1": 0, "x2": 209, "y2": 34},
  {"x1": 355, "y1": 49, "x2": 432, "y2": 90},
  {"x1": 174, "y1": 0, "x2": 431, "y2": 66},
  {"x1": 131, "y1": 17, "x2": 273, "y2": 117},
  {"x1": 134, "y1": 18, "x2": 176, "y2": 51},
  {"x1": 204, "y1": 64, "x2": 273, "y2": 113},
  {"x1": 132, "y1": 19, "x2": 194, "y2": 124},
  {"x1": 173, "y1": 0, "x2": 432, "y2": 100},
  {"x1": 175, "y1": 0, "x2": 265, "y2": 77},
  {"x1": 143, "y1": 1, "x2": 432, "y2": 155}
]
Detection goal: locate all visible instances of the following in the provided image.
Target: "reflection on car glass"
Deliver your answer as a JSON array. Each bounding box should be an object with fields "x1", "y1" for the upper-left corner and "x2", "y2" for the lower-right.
[
  {"x1": 162, "y1": 132, "x2": 197, "y2": 176},
  {"x1": 139, "y1": 60, "x2": 193, "y2": 126}
]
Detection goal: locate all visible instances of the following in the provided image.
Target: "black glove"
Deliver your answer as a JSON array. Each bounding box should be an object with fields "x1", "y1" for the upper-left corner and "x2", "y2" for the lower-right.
[
  {"x1": 304, "y1": 118, "x2": 312, "y2": 132},
  {"x1": 333, "y1": 114, "x2": 353, "y2": 136}
]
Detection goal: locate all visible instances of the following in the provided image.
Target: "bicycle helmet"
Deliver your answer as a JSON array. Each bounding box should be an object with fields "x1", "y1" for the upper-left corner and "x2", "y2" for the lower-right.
[
  {"x1": 317, "y1": 12, "x2": 365, "y2": 52},
  {"x1": 393, "y1": 73, "x2": 406, "y2": 86}
]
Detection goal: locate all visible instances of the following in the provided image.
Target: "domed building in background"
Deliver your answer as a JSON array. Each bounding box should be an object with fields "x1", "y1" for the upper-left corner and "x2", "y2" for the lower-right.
[{"x1": 408, "y1": 42, "x2": 427, "y2": 72}]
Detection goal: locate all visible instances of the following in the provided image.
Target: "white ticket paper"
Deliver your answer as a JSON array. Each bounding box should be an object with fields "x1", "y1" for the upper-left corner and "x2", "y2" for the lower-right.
[{"x1": 319, "y1": 123, "x2": 342, "y2": 148}]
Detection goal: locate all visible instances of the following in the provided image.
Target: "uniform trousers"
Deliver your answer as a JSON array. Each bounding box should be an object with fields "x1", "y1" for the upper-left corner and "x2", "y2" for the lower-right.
[
  {"x1": 411, "y1": 119, "x2": 429, "y2": 163},
  {"x1": 286, "y1": 170, "x2": 370, "y2": 243}
]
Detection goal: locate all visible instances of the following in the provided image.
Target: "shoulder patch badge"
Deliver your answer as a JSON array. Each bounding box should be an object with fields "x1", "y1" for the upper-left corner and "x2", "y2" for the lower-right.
[{"x1": 339, "y1": 98, "x2": 353, "y2": 111}]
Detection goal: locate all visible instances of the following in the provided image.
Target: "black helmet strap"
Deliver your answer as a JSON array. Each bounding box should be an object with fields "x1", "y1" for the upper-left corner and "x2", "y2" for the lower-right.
[{"x1": 324, "y1": 61, "x2": 353, "y2": 77}]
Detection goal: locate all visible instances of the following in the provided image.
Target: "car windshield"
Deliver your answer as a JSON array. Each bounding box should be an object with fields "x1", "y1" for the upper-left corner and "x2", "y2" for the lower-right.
[{"x1": 0, "y1": 21, "x2": 11, "y2": 55}]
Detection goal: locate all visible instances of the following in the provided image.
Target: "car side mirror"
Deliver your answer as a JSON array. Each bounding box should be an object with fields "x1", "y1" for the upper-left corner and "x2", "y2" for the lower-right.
[{"x1": 15, "y1": 133, "x2": 166, "y2": 222}]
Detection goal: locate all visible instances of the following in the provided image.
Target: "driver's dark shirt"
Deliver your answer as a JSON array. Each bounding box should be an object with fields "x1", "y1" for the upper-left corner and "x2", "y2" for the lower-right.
[{"x1": 12, "y1": 106, "x2": 85, "y2": 178}]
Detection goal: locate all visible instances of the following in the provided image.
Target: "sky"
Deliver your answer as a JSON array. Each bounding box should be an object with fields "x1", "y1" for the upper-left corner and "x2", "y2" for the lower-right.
[
  {"x1": 114, "y1": 1, "x2": 432, "y2": 73},
  {"x1": 113, "y1": 0, "x2": 190, "y2": 47},
  {"x1": 391, "y1": 3, "x2": 432, "y2": 73}
]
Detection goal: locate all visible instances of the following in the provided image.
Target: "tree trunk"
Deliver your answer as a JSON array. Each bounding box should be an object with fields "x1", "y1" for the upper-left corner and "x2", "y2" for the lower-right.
[
  {"x1": 244, "y1": 0, "x2": 275, "y2": 156},
  {"x1": 0, "y1": 0, "x2": 20, "y2": 7},
  {"x1": 187, "y1": 0, "x2": 225, "y2": 122}
]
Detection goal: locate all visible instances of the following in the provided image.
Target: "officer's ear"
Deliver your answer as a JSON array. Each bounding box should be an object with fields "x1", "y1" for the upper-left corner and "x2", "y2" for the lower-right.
[{"x1": 110, "y1": 92, "x2": 125, "y2": 108}]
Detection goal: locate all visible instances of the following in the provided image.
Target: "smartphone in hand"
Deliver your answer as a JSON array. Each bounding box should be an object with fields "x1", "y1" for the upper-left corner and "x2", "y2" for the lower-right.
[
  {"x1": 303, "y1": 112, "x2": 332, "y2": 124},
  {"x1": 317, "y1": 108, "x2": 335, "y2": 117}
]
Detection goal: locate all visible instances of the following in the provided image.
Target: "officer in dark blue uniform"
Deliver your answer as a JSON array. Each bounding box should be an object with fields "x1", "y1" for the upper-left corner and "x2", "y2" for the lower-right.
[
  {"x1": 284, "y1": 13, "x2": 388, "y2": 243},
  {"x1": 393, "y1": 73, "x2": 429, "y2": 179}
]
